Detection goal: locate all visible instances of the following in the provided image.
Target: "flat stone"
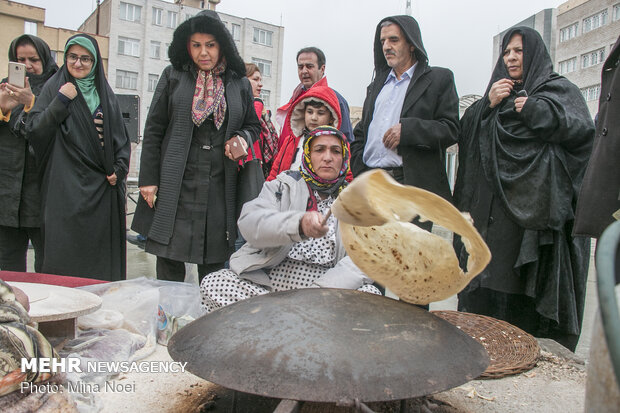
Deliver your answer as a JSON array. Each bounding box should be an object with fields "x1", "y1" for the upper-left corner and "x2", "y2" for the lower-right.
[{"x1": 8, "y1": 281, "x2": 102, "y2": 322}]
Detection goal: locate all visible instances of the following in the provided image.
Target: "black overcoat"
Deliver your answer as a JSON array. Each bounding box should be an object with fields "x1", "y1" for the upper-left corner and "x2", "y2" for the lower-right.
[
  {"x1": 454, "y1": 27, "x2": 594, "y2": 350},
  {"x1": 574, "y1": 35, "x2": 620, "y2": 238},
  {"x1": 131, "y1": 10, "x2": 261, "y2": 260},
  {"x1": 130, "y1": 66, "x2": 260, "y2": 253},
  {"x1": 0, "y1": 35, "x2": 57, "y2": 229},
  {"x1": 351, "y1": 15, "x2": 459, "y2": 202}
]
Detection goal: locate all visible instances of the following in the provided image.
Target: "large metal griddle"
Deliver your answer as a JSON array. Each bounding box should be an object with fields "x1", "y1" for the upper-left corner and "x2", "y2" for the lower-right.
[{"x1": 169, "y1": 288, "x2": 488, "y2": 410}]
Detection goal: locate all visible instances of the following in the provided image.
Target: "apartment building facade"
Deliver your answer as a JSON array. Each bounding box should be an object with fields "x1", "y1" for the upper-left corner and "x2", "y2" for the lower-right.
[
  {"x1": 79, "y1": 0, "x2": 284, "y2": 139},
  {"x1": 555, "y1": 0, "x2": 620, "y2": 116}
]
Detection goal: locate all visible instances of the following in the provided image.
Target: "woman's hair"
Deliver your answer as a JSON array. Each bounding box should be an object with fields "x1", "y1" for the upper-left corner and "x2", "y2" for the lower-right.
[
  {"x1": 169, "y1": 10, "x2": 245, "y2": 76},
  {"x1": 245, "y1": 63, "x2": 260, "y2": 77}
]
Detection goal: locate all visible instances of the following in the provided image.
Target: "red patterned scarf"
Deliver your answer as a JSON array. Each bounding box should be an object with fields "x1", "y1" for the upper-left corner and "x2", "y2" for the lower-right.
[{"x1": 192, "y1": 59, "x2": 227, "y2": 129}]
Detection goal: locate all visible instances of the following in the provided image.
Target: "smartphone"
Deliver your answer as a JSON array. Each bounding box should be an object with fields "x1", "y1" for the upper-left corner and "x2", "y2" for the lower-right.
[
  {"x1": 8, "y1": 62, "x2": 26, "y2": 88},
  {"x1": 229, "y1": 135, "x2": 248, "y2": 161}
]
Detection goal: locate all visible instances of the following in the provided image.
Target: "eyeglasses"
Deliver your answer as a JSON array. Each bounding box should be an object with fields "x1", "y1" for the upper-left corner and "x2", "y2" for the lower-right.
[{"x1": 66, "y1": 53, "x2": 94, "y2": 65}]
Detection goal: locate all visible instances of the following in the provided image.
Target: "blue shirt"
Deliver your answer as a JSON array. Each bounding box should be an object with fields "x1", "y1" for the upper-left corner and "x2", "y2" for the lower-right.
[{"x1": 363, "y1": 63, "x2": 417, "y2": 168}]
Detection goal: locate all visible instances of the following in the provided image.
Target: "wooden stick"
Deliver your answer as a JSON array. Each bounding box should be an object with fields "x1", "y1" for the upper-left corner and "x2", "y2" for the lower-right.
[{"x1": 321, "y1": 209, "x2": 332, "y2": 226}]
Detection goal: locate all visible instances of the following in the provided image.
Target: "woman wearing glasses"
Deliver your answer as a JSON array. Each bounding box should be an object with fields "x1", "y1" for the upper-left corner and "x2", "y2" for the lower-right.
[{"x1": 27, "y1": 34, "x2": 130, "y2": 281}]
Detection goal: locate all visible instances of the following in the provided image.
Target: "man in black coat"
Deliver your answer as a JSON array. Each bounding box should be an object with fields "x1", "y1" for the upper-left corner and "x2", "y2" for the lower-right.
[
  {"x1": 351, "y1": 15, "x2": 459, "y2": 230},
  {"x1": 574, "y1": 34, "x2": 620, "y2": 282}
]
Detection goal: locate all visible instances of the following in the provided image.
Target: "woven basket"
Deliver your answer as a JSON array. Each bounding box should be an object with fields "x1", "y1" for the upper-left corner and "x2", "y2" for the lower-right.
[{"x1": 432, "y1": 310, "x2": 540, "y2": 379}]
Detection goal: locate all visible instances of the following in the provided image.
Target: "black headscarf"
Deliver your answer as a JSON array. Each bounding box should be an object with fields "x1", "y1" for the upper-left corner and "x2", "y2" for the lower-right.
[
  {"x1": 168, "y1": 10, "x2": 245, "y2": 78},
  {"x1": 454, "y1": 26, "x2": 594, "y2": 231},
  {"x1": 484, "y1": 26, "x2": 556, "y2": 97},
  {"x1": 7, "y1": 34, "x2": 58, "y2": 95}
]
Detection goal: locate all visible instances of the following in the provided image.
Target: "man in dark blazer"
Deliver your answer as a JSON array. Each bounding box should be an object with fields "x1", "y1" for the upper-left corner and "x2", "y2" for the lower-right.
[
  {"x1": 351, "y1": 15, "x2": 459, "y2": 231},
  {"x1": 574, "y1": 34, "x2": 620, "y2": 282}
]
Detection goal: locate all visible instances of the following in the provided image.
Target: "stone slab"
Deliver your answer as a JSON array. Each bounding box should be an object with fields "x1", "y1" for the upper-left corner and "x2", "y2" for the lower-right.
[{"x1": 8, "y1": 281, "x2": 102, "y2": 322}]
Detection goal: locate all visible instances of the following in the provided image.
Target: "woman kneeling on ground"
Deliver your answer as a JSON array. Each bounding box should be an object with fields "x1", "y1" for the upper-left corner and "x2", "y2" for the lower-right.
[{"x1": 200, "y1": 126, "x2": 380, "y2": 312}]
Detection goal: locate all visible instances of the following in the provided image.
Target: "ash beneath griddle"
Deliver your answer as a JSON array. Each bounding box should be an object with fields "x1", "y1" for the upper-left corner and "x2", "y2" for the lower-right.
[{"x1": 180, "y1": 384, "x2": 461, "y2": 413}]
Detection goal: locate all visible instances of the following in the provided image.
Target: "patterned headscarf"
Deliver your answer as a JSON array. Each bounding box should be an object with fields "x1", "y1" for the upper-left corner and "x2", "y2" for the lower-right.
[
  {"x1": 300, "y1": 126, "x2": 350, "y2": 210},
  {"x1": 192, "y1": 57, "x2": 227, "y2": 129}
]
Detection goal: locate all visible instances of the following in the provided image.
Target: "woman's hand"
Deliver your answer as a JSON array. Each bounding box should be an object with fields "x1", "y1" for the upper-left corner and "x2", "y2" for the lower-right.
[
  {"x1": 59, "y1": 82, "x2": 77, "y2": 100},
  {"x1": 140, "y1": 185, "x2": 158, "y2": 208},
  {"x1": 107, "y1": 173, "x2": 117, "y2": 186},
  {"x1": 3, "y1": 78, "x2": 34, "y2": 107},
  {"x1": 514, "y1": 96, "x2": 528, "y2": 113},
  {"x1": 0, "y1": 83, "x2": 20, "y2": 113},
  {"x1": 488, "y1": 78, "x2": 514, "y2": 108},
  {"x1": 300, "y1": 211, "x2": 329, "y2": 239},
  {"x1": 224, "y1": 135, "x2": 248, "y2": 161}
]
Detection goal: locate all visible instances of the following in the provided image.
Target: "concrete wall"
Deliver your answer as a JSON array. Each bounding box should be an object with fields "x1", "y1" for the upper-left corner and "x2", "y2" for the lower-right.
[{"x1": 492, "y1": 9, "x2": 557, "y2": 66}]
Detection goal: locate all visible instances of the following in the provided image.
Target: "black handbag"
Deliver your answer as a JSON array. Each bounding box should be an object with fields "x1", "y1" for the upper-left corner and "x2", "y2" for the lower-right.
[{"x1": 237, "y1": 132, "x2": 265, "y2": 215}]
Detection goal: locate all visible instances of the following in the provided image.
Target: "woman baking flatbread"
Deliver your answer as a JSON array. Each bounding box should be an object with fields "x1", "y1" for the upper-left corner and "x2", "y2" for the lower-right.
[{"x1": 200, "y1": 126, "x2": 380, "y2": 312}]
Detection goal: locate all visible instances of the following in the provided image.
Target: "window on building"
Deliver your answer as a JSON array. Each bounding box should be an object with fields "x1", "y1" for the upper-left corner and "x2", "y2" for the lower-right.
[
  {"x1": 252, "y1": 58, "x2": 272, "y2": 77},
  {"x1": 167, "y1": 11, "x2": 177, "y2": 28},
  {"x1": 558, "y1": 57, "x2": 577, "y2": 74},
  {"x1": 559, "y1": 22, "x2": 578, "y2": 42},
  {"x1": 165, "y1": 43, "x2": 171, "y2": 60},
  {"x1": 148, "y1": 74, "x2": 159, "y2": 92},
  {"x1": 152, "y1": 7, "x2": 163, "y2": 25},
  {"x1": 150, "y1": 41, "x2": 161, "y2": 59},
  {"x1": 118, "y1": 37, "x2": 140, "y2": 57},
  {"x1": 24, "y1": 21, "x2": 37, "y2": 35},
  {"x1": 116, "y1": 70, "x2": 138, "y2": 90},
  {"x1": 253, "y1": 28, "x2": 273, "y2": 46},
  {"x1": 581, "y1": 84, "x2": 601, "y2": 101},
  {"x1": 582, "y1": 47, "x2": 606, "y2": 69},
  {"x1": 119, "y1": 2, "x2": 141, "y2": 22},
  {"x1": 583, "y1": 9, "x2": 608, "y2": 34},
  {"x1": 259, "y1": 89, "x2": 271, "y2": 107},
  {"x1": 613, "y1": 3, "x2": 620, "y2": 22},
  {"x1": 231, "y1": 24, "x2": 241, "y2": 41}
]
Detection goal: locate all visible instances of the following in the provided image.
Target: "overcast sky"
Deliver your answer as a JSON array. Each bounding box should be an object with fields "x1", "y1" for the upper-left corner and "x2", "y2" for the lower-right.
[{"x1": 16, "y1": 0, "x2": 566, "y2": 106}]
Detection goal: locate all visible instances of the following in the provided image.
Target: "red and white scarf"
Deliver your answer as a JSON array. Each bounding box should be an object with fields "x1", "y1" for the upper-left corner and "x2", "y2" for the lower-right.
[{"x1": 192, "y1": 59, "x2": 227, "y2": 129}]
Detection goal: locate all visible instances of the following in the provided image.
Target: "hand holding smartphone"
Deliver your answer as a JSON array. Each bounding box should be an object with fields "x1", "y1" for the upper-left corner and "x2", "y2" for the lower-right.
[
  {"x1": 8, "y1": 62, "x2": 26, "y2": 88},
  {"x1": 228, "y1": 135, "x2": 248, "y2": 161}
]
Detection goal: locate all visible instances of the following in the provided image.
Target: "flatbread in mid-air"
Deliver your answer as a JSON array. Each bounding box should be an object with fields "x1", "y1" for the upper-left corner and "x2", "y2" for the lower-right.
[{"x1": 332, "y1": 170, "x2": 491, "y2": 305}]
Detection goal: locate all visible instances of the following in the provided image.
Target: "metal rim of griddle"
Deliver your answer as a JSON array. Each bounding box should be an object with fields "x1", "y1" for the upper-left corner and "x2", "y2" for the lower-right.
[{"x1": 168, "y1": 288, "x2": 489, "y2": 404}]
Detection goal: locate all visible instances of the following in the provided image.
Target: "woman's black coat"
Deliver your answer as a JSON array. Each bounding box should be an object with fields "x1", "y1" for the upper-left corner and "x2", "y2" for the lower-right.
[
  {"x1": 27, "y1": 34, "x2": 130, "y2": 281},
  {"x1": 0, "y1": 35, "x2": 57, "y2": 229},
  {"x1": 454, "y1": 27, "x2": 594, "y2": 349},
  {"x1": 131, "y1": 65, "x2": 260, "y2": 253}
]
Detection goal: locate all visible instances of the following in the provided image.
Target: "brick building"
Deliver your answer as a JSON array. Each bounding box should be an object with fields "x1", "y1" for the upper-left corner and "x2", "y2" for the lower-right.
[{"x1": 0, "y1": 0, "x2": 109, "y2": 79}]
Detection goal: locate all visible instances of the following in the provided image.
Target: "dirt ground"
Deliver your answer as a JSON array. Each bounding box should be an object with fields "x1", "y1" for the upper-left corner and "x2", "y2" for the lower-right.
[{"x1": 96, "y1": 341, "x2": 587, "y2": 413}]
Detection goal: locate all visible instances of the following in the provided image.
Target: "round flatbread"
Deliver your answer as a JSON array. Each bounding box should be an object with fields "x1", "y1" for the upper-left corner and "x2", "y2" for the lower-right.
[{"x1": 332, "y1": 170, "x2": 491, "y2": 305}]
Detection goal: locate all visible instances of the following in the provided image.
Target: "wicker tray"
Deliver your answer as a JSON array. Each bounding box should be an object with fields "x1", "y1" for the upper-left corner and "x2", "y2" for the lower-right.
[{"x1": 432, "y1": 310, "x2": 540, "y2": 379}]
